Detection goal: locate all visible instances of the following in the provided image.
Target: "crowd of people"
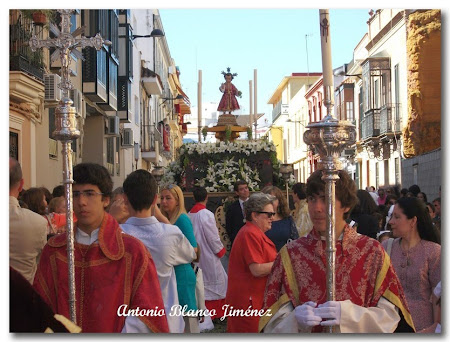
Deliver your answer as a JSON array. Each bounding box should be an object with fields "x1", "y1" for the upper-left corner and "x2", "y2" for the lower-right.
[{"x1": 9, "y1": 157, "x2": 441, "y2": 334}]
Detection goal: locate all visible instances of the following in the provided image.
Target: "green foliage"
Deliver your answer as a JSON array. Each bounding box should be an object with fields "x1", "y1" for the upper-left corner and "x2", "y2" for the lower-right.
[
  {"x1": 224, "y1": 125, "x2": 232, "y2": 142},
  {"x1": 246, "y1": 126, "x2": 252, "y2": 140}
]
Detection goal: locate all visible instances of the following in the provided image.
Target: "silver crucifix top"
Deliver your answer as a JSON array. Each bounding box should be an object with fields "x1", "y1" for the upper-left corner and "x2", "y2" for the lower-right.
[{"x1": 28, "y1": 9, "x2": 111, "y2": 99}]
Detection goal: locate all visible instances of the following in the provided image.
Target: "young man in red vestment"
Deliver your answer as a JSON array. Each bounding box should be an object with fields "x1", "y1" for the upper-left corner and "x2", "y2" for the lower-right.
[
  {"x1": 33, "y1": 163, "x2": 169, "y2": 333},
  {"x1": 259, "y1": 169, "x2": 415, "y2": 333}
]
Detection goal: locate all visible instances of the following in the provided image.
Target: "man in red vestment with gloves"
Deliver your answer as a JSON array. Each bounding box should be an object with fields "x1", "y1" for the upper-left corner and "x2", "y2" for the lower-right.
[
  {"x1": 33, "y1": 163, "x2": 169, "y2": 333},
  {"x1": 259, "y1": 169, "x2": 415, "y2": 333}
]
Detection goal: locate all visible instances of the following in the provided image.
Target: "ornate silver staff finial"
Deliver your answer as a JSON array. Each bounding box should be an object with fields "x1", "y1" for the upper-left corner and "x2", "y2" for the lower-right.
[
  {"x1": 303, "y1": 9, "x2": 356, "y2": 333},
  {"x1": 28, "y1": 9, "x2": 111, "y2": 325}
]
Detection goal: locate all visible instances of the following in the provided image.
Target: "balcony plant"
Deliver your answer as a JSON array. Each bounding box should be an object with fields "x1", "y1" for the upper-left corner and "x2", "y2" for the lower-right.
[{"x1": 21, "y1": 10, "x2": 56, "y2": 27}]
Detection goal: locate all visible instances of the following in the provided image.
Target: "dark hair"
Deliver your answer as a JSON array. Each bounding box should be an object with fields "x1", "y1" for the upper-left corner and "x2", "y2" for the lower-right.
[
  {"x1": 432, "y1": 197, "x2": 441, "y2": 204},
  {"x1": 408, "y1": 184, "x2": 421, "y2": 197},
  {"x1": 292, "y1": 183, "x2": 307, "y2": 200},
  {"x1": 385, "y1": 194, "x2": 398, "y2": 206},
  {"x1": 234, "y1": 180, "x2": 248, "y2": 192},
  {"x1": 9, "y1": 158, "x2": 22, "y2": 190},
  {"x1": 417, "y1": 192, "x2": 428, "y2": 202},
  {"x1": 306, "y1": 169, "x2": 358, "y2": 220},
  {"x1": 426, "y1": 202, "x2": 436, "y2": 213},
  {"x1": 123, "y1": 170, "x2": 157, "y2": 212},
  {"x1": 22, "y1": 187, "x2": 47, "y2": 215},
  {"x1": 40, "y1": 187, "x2": 52, "y2": 204},
  {"x1": 261, "y1": 185, "x2": 290, "y2": 218},
  {"x1": 392, "y1": 185, "x2": 401, "y2": 198},
  {"x1": 193, "y1": 186, "x2": 208, "y2": 203},
  {"x1": 352, "y1": 189, "x2": 378, "y2": 215},
  {"x1": 52, "y1": 185, "x2": 65, "y2": 198},
  {"x1": 377, "y1": 230, "x2": 393, "y2": 242},
  {"x1": 73, "y1": 163, "x2": 113, "y2": 198},
  {"x1": 400, "y1": 188, "x2": 409, "y2": 197},
  {"x1": 396, "y1": 197, "x2": 439, "y2": 243},
  {"x1": 223, "y1": 72, "x2": 234, "y2": 80}
]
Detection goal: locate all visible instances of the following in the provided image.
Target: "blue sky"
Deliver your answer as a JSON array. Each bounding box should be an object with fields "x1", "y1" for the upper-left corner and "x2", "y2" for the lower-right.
[{"x1": 160, "y1": 8, "x2": 370, "y2": 127}]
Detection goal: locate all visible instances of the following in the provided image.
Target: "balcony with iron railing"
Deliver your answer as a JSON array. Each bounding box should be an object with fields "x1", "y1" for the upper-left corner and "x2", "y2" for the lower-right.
[
  {"x1": 380, "y1": 103, "x2": 402, "y2": 135},
  {"x1": 9, "y1": 12, "x2": 45, "y2": 81},
  {"x1": 141, "y1": 124, "x2": 162, "y2": 152},
  {"x1": 360, "y1": 108, "x2": 380, "y2": 140}
]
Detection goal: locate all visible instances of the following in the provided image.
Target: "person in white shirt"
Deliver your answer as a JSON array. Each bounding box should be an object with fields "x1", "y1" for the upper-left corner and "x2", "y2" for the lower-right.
[
  {"x1": 120, "y1": 169, "x2": 197, "y2": 333},
  {"x1": 9, "y1": 158, "x2": 47, "y2": 284},
  {"x1": 366, "y1": 186, "x2": 379, "y2": 204},
  {"x1": 188, "y1": 186, "x2": 228, "y2": 320}
]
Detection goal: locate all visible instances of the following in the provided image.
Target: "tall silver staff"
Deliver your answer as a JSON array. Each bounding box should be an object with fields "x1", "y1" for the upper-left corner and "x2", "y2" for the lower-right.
[
  {"x1": 29, "y1": 9, "x2": 110, "y2": 324},
  {"x1": 303, "y1": 9, "x2": 356, "y2": 333}
]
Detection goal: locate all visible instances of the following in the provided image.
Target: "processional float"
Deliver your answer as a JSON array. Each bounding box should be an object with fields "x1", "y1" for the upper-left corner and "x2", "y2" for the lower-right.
[
  {"x1": 303, "y1": 9, "x2": 356, "y2": 333},
  {"x1": 29, "y1": 9, "x2": 111, "y2": 324}
]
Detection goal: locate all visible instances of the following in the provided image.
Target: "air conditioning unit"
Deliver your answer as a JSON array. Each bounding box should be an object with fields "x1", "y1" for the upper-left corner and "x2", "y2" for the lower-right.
[
  {"x1": 44, "y1": 74, "x2": 62, "y2": 103},
  {"x1": 122, "y1": 128, "x2": 134, "y2": 147},
  {"x1": 69, "y1": 88, "x2": 82, "y2": 114},
  {"x1": 343, "y1": 148, "x2": 355, "y2": 156},
  {"x1": 107, "y1": 116, "x2": 120, "y2": 135}
]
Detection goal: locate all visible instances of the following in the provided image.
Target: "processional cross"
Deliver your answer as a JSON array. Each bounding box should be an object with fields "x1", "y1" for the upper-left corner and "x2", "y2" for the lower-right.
[{"x1": 29, "y1": 9, "x2": 111, "y2": 324}]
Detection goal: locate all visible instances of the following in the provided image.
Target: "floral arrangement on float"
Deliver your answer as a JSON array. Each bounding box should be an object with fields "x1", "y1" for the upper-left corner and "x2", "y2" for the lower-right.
[{"x1": 160, "y1": 139, "x2": 296, "y2": 192}]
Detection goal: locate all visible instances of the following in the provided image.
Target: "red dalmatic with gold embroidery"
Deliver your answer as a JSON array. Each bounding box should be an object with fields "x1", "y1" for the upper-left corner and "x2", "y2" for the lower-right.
[
  {"x1": 33, "y1": 213, "x2": 169, "y2": 333},
  {"x1": 260, "y1": 226, "x2": 414, "y2": 332}
]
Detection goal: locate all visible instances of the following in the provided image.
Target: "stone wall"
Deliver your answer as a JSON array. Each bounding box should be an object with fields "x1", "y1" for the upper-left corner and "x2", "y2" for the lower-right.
[
  {"x1": 403, "y1": 10, "x2": 441, "y2": 157},
  {"x1": 401, "y1": 148, "x2": 441, "y2": 201}
]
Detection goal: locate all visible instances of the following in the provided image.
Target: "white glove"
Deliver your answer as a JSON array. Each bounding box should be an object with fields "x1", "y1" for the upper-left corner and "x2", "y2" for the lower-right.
[
  {"x1": 315, "y1": 301, "x2": 341, "y2": 326},
  {"x1": 294, "y1": 301, "x2": 322, "y2": 329}
]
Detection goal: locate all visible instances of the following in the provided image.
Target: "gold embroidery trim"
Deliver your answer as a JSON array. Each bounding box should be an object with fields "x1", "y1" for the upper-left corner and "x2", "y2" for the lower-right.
[
  {"x1": 374, "y1": 251, "x2": 390, "y2": 295},
  {"x1": 383, "y1": 289, "x2": 416, "y2": 332},
  {"x1": 280, "y1": 247, "x2": 300, "y2": 303},
  {"x1": 376, "y1": 251, "x2": 415, "y2": 332},
  {"x1": 258, "y1": 293, "x2": 290, "y2": 332}
]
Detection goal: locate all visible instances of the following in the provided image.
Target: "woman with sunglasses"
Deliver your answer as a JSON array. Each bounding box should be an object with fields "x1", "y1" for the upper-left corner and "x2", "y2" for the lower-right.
[
  {"x1": 225, "y1": 193, "x2": 277, "y2": 332},
  {"x1": 160, "y1": 184, "x2": 200, "y2": 333}
]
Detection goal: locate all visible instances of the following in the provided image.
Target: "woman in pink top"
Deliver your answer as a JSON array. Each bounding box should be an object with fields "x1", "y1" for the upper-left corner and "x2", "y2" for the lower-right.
[{"x1": 382, "y1": 197, "x2": 440, "y2": 332}]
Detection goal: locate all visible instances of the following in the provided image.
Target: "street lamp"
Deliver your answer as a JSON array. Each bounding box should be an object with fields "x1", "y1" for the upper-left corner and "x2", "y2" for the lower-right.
[
  {"x1": 280, "y1": 163, "x2": 294, "y2": 207},
  {"x1": 160, "y1": 94, "x2": 184, "y2": 105},
  {"x1": 131, "y1": 28, "x2": 165, "y2": 40},
  {"x1": 333, "y1": 67, "x2": 362, "y2": 80},
  {"x1": 286, "y1": 118, "x2": 306, "y2": 126}
]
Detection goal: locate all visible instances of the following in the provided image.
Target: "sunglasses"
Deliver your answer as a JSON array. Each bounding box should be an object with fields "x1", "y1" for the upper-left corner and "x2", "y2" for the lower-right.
[{"x1": 257, "y1": 211, "x2": 276, "y2": 218}]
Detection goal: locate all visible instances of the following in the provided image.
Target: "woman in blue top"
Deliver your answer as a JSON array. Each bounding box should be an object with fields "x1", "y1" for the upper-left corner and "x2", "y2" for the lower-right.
[
  {"x1": 261, "y1": 185, "x2": 299, "y2": 251},
  {"x1": 160, "y1": 184, "x2": 199, "y2": 333}
]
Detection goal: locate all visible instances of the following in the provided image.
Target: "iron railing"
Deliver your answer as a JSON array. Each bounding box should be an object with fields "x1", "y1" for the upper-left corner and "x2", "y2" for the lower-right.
[
  {"x1": 9, "y1": 11, "x2": 44, "y2": 80},
  {"x1": 360, "y1": 108, "x2": 380, "y2": 140},
  {"x1": 141, "y1": 124, "x2": 162, "y2": 152},
  {"x1": 380, "y1": 103, "x2": 402, "y2": 134}
]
